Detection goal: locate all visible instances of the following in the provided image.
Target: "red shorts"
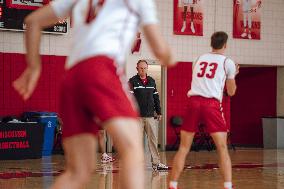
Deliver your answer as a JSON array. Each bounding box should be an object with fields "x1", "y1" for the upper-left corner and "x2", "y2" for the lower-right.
[
  {"x1": 59, "y1": 56, "x2": 138, "y2": 138},
  {"x1": 182, "y1": 96, "x2": 228, "y2": 133}
]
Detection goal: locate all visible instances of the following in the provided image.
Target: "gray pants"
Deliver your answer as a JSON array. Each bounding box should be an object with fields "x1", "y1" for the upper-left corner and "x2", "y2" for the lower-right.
[{"x1": 140, "y1": 117, "x2": 160, "y2": 165}]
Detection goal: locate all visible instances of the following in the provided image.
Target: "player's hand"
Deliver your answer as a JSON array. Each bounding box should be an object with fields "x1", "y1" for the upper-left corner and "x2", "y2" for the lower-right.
[
  {"x1": 13, "y1": 65, "x2": 41, "y2": 101},
  {"x1": 235, "y1": 63, "x2": 240, "y2": 76},
  {"x1": 157, "y1": 115, "x2": 162, "y2": 121}
]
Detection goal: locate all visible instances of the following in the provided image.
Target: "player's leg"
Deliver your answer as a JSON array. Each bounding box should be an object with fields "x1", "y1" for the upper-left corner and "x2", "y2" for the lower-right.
[
  {"x1": 51, "y1": 134, "x2": 97, "y2": 189},
  {"x1": 181, "y1": 2, "x2": 188, "y2": 32},
  {"x1": 50, "y1": 64, "x2": 99, "y2": 189},
  {"x1": 210, "y1": 132, "x2": 233, "y2": 189},
  {"x1": 189, "y1": 5, "x2": 195, "y2": 33},
  {"x1": 170, "y1": 130, "x2": 195, "y2": 183},
  {"x1": 247, "y1": 11, "x2": 252, "y2": 39},
  {"x1": 104, "y1": 118, "x2": 144, "y2": 189},
  {"x1": 77, "y1": 56, "x2": 144, "y2": 188},
  {"x1": 203, "y1": 99, "x2": 233, "y2": 189},
  {"x1": 183, "y1": 5, "x2": 188, "y2": 22},
  {"x1": 169, "y1": 97, "x2": 201, "y2": 189},
  {"x1": 241, "y1": 12, "x2": 248, "y2": 37}
]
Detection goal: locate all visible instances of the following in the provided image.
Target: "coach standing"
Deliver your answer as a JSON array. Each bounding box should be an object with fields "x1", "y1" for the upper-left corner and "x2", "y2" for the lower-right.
[{"x1": 129, "y1": 59, "x2": 168, "y2": 171}]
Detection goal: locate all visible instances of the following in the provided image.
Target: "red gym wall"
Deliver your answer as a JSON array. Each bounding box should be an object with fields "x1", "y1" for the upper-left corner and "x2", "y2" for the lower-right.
[
  {"x1": 0, "y1": 56, "x2": 277, "y2": 147},
  {"x1": 0, "y1": 53, "x2": 66, "y2": 116},
  {"x1": 167, "y1": 62, "x2": 192, "y2": 146},
  {"x1": 167, "y1": 62, "x2": 277, "y2": 147},
  {"x1": 230, "y1": 67, "x2": 277, "y2": 147}
]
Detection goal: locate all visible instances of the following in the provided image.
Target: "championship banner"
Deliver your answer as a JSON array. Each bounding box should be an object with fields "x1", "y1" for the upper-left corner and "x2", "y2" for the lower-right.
[
  {"x1": 0, "y1": 0, "x2": 67, "y2": 34},
  {"x1": 233, "y1": 0, "x2": 262, "y2": 40},
  {"x1": 174, "y1": 0, "x2": 203, "y2": 36}
]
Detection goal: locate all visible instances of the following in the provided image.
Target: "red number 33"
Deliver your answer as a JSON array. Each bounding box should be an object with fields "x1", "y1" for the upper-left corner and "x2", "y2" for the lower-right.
[{"x1": 197, "y1": 62, "x2": 218, "y2": 79}]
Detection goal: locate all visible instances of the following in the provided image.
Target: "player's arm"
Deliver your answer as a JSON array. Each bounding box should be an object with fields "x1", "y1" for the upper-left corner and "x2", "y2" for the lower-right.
[
  {"x1": 13, "y1": 0, "x2": 74, "y2": 100},
  {"x1": 226, "y1": 79, "x2": 237, "y2": 96},
  {"x1": 225, "y1": 60, "x2": 239, "y2": 96},
  {"x1": 143, "y1": 25, "x2": 175, "y2": 67},
  {"x1": 24, "y1": 5, "x2": 61, "y2": 69},
  {"x1": 25, "y1": 0, "x2": 74, "y2": 68},
  {"x1": 139, "y1": 0, "x2": 176, "y2": 67}
]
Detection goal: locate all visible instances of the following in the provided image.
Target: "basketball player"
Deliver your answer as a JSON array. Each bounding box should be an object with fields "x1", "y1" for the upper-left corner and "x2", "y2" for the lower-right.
[
  {"x1": 169, "y1": 31, "x2": 239, "y2": 189},
  {"x1": 13, "y1": 0, "x2": 175, "y2": 189},
  {"x1": 180, "y1": 0, "x2": 195, "y2": 33}
]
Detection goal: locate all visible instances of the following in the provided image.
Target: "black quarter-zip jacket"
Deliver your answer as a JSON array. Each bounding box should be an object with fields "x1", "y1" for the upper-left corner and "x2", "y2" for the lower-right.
[{"x1": 129, "y1": 74, "x2": 161, "y2": 117}]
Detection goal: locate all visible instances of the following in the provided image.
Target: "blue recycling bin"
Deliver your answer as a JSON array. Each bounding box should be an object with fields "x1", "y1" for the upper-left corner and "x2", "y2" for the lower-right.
[{"x1": 23, "y1": 112, "x2": 58, "y2": 156}]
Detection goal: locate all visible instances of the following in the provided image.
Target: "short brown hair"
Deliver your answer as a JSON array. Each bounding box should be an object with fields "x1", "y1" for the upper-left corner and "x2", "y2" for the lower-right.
[
  {"x1": 137, "y1": 59, "x2": 148, "y2": 67},
  {"x1": 211, "y1": 31, "x2": 228, "y2": 50}
]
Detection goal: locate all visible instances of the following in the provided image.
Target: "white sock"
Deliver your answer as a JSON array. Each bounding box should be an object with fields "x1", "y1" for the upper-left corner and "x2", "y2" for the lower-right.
[
  {"x1": 224, "y1": 182, "x2": 233, "y2": 189},
  {"x1": 169, "y1": 181, "x2": 178, "y2": 189}
]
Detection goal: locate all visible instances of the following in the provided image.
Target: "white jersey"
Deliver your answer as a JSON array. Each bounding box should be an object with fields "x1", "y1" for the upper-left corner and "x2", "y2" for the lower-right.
[
  {"x1": 182, "y1": 0, "x2": 193, "y2": 5},
  {"x1": 242, "y1": 0, "x2": 252, "y2": 12},
  {"x1": 51, "y1": 0, "x2": 158, "y2": 69},
  {"x1": 188, "y1": 53, "x2": 237, "y2": 102}
]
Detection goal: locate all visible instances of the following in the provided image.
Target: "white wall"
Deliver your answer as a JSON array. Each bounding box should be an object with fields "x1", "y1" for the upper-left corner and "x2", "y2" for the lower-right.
[
  {"x1": 126, "y1": 0, "x2": 284, "y2": 78},
  {"x1": 0, "y1": 0, "x2": 284, "y2": 76},
  {"x1": 0, "y1": 27, "x2": 72, "y2": 56}
]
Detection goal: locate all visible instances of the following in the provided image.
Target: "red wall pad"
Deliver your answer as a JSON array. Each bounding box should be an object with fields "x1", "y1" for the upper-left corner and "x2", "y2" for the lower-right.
[
  {"x1": 231, "y1": 67, "x2": 277, "y2": 147},
  {"x1": 0, "y1": 53, "x2": 66, "y2": 116}
]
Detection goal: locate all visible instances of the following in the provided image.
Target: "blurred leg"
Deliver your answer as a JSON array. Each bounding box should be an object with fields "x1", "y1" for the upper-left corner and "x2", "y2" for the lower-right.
[
  {"x1": 104, "y1": 118, "x2": 145, "y2": 189},
  {"x1": 210, "y1": 132, "x2": 232, "y2": 182},
  {"x1": 50, "y1": 134, "x2": 97, "y2": 189},
  {"x1": 170, "y1": 130, "x2": 195, "y2": 181}
]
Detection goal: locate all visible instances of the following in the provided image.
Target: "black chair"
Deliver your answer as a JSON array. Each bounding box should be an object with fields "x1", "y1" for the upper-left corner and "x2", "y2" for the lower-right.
[
  {"x1": 170, "y1": 116, "x2": 183, "y2": 150},
  {"x1": 192, "y1": 124, "x2": 236, "y2": 152},
  {"x1": 192, "y1": 123, "x2": 215, "y2": 152}
]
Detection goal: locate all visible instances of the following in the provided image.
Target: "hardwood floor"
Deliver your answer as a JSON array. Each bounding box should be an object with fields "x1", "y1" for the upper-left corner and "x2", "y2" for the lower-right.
[{"x1": 0, "y1": 149, "x2": 283, "y2": 189}]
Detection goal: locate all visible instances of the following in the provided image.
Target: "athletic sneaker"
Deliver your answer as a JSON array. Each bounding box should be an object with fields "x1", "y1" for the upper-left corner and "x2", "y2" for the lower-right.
[
  {"x1": 152, "y1": 163, "x2": 169, "y2": 171},
  {"x1": 101, "y1": 153, "x2": 115, "y2": 163}
]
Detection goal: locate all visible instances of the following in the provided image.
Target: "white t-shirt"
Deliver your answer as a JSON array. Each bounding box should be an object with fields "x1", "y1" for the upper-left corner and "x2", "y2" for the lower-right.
[
  {"x1": 51, "y1": 0, "x2": 158, "y2": 69},
  {"x1": 188, "y1": 53, "x2": 237, "y2": 102}
]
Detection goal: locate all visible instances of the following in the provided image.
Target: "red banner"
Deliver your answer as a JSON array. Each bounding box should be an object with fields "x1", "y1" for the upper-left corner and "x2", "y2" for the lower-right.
[
  {"x1": 233, "y1": 0, "x2": 262, "y2": 40},
  {"x1": 173, "y1": 0, "x2": 203, "y2": 36}
]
